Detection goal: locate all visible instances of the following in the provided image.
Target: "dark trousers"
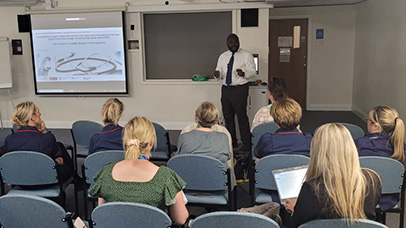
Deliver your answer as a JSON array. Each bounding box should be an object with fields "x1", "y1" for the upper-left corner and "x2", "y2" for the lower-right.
[
  {"x1": 56, "y1": 142, "x2": 75, "y2": 182},
  {"x1": 221, "y1": 84, "x2": 251, "y2": 147}
]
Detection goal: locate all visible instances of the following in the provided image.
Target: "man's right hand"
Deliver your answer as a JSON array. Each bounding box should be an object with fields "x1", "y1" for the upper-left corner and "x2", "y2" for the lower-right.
[{"x1": 214, "y1": 70, "x2": 220, "y2": 79}]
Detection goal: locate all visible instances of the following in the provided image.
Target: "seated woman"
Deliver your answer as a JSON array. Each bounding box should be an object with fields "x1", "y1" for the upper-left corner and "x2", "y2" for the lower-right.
[
  {"x1": 89, "y1": 116, "x2": 188, "y2": 225},
  {"x1": 4, "y1": 101, "x2": 75, "y2": 182},
  {"x1": 254, "y1": 97, "x2": 312, "y2": 159},
  {"x1": 355, "y1": 105, "x2": 405, "y2": 211},
  {"x1": 88, "y1": 98, "x2": 124, "y2": 154},
  {"x1": 285, "y1": 123, "x2": 382, "y2": 228},
  {"x1": 251, "y1": 77, "x2": 287, "y2": 131},
  {"x1": 174, "y1": 101, "x2": 231, "y2": 166}
]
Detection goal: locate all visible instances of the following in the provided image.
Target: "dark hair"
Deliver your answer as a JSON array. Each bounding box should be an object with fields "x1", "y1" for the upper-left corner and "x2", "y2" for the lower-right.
[{"x1": 268, "y1": 77, "x2": 287, "y2": 101}]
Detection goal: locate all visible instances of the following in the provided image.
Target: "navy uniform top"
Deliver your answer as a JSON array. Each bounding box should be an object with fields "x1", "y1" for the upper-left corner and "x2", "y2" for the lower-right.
[
  {"x1": 355, "y1": 131, "x2": 406, "y2": 211},
  {"x1": 254, "y1": 128, "x2": 312, "y2": 159},
  {"x1": 4, "y1": 125, "x2": 61, "y2": 158},
  {"x1": 88, "y1": 124, "x2": 123, "y2": 155}
]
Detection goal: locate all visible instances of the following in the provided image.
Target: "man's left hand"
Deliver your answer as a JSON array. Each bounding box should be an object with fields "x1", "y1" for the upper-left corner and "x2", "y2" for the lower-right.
[{"x1": 236, "y1": 69, "x2": 245, "y2": 77}]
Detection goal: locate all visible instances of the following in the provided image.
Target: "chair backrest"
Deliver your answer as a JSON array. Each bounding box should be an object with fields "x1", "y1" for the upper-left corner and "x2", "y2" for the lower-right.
[
  {"x1": 91, "y1": 202, "x2": 171, "y2": 228},
  {"x1": 152, "y1": 122, "x2": 170, "y2": 153},
  {"x1": 0, "y1": 151, "x2": 59, "y2": 185},
  {"x1": 0, "y1": 194, "x2": 73, "y2": 228},
  {"x1": 338, "y1": 122, "x2": 365, "y2": 140},
  {"x1": 314, "y1": 123, "x2": 365, "y2": 140},
  {"x1": 167, "y1": 154, "x2": 229, "y2": 191},
  {"x1": 251, "y1": 122, "x2": 279, "y2": 151},
  {"x1": 359, "y1": 156, "x2": 404, "y2": 194},
  {"x1": 71, "y1": 120, "x2": 104, "y2": 146},
  {"x1": 298, "y1": 219, "x2": 389, "y2": 228},
  {"x1": 83, "y1": 150, "x2": 125, "y2": 185},
  {"x1": 255, "y1": 154, "x2": 310, "y2": 190},
  {"x1": 190, "y1": 211, "x2": 279, "y2": 228},
  {"x1": 12, "y1": 123, "x2": 19, "y2": 134}
]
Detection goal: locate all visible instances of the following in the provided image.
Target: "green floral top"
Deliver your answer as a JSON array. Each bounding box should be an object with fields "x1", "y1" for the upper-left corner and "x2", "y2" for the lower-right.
[{"x1": 88, "y1": 162, "x2": 186, "y2": 213}]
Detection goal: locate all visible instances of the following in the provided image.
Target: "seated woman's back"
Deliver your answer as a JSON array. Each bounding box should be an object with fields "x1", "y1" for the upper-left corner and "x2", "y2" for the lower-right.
[
  {"x1": 89, "y1": 116, "x2": 188, "y2": 225},
  {"x1": 89, "y1": 160, "x2": 184, "y2": 213},
  {"x1": 88, "y1": 98, "x2": 124, "y2": 155},
  {"x1": 355, "y1": 105, "x2": 405, "y2": 211},
  {"x1": 254, "y1": 98, "x2": 311, "y2": 159},
  {"x1": 286, "y1": 123, "x2": 382, "y2": 228},
  {"x1": 175, "y1": 102, "x2": 231, "y2": 166}
]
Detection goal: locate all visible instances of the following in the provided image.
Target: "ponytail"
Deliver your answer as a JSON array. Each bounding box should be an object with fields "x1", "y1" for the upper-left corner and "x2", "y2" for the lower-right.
[
  {"x1": 123, "y1": 116, "x2": 156, "y2": 160},
  {"x1": 370, "y1": 106, "x2": 405, "y2": 162},
  {"x1": 391, "y1": 117, "x2": 405, "y2": 162},
  {"x1": 102, "y1": 98, "x2": 124, "y2": 125}
]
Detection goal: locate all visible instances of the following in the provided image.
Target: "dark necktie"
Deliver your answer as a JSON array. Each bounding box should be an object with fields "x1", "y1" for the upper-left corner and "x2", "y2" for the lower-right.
[{"x1": 226, "y1": 53, "x2": 234, "y2": 86}]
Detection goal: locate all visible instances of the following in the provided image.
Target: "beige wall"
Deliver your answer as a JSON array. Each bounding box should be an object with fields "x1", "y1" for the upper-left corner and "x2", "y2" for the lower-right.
[
  {"x1": 0, "y1": 1, "x2": 269, "y2": 129},
  {"x1": 352, "y1": 0, "x2": 406, "y2": 120},
  {"x1": 269, "y1": 6, "x2": 356, "y2": 111}
]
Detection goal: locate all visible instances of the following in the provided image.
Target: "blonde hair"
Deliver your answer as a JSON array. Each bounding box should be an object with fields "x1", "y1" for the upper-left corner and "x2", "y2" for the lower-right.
[
  {"x1": 368, "y1": 106, "x2": 405, "y2": 162},
  {"x1": 122, "y1": 116, "x2": 156, "y2": 160},
  {"x1": 195, "y1": 101, "x2": 219, "y2": 128},
  {"x1": 307, "y1": 123, "x2": 379, "y2": 222},
  {"x1": 102, "y1": 98, "x2": 124, "y2": 125},
  {"x1": 11, "y1": 101, "x2": 36, "y2": 127},
  {"x1": 270, "y1": 97, "x2": 301, "y2": 130}
]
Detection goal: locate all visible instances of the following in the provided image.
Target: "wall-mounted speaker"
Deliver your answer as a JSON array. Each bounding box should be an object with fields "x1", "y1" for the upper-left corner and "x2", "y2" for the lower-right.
[
  {"x1": 17, "y1": 14, "x2": 31, "y2": 33},
  {"x1": 241, "y1": 8, "x2": 258, "y2": 27}
]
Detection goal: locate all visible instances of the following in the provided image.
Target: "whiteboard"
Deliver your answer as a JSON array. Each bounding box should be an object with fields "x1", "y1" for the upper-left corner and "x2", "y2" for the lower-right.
[{"x1": 0, "y1": 38, "x2": 13, "y2": 88}]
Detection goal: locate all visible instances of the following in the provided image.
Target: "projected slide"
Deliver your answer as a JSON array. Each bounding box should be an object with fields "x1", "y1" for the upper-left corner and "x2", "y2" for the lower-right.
[{"x1": 30, "y1": 12, "x2": 128, "y2": 94}]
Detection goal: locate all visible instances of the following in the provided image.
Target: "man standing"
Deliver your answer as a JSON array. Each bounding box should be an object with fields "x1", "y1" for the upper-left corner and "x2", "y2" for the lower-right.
[{"x1": 214, "y1": 33, "x2": 256, "y2": 151}]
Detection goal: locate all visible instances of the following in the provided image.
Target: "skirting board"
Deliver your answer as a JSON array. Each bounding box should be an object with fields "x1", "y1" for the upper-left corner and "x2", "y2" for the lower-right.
[{"x1": 307, "y1": 104, "x2": 352, "y2": 111}]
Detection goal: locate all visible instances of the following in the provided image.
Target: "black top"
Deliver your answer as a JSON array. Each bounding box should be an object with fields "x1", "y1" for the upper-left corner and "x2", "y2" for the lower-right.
[{"x1": 288, "y1": 169, "x2": 382, "y2": 228}]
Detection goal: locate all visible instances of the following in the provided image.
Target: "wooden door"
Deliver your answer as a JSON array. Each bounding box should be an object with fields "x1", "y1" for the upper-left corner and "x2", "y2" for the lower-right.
[{"x1": 269, "y1": 19, "x2": 308, "y2": 107}]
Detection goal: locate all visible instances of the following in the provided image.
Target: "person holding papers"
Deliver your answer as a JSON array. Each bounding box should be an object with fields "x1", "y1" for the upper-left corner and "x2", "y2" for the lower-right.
[{"x1": 285, "y1": 123, "x2": 381, "y2": 228}]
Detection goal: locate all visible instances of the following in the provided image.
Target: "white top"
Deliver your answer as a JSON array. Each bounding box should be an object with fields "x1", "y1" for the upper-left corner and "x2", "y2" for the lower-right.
[{"x1": 215, "y1": 48, "x2": 256, "y2": 86}]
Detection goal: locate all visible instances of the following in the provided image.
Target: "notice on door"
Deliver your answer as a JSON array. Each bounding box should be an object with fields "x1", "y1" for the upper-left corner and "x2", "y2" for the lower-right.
[
  {"x1": 278, "y1": 37, "x2": 292, "y2": 47},
  {"x1": 279, "y1": 48, "x2": 291, "y2": 63}
]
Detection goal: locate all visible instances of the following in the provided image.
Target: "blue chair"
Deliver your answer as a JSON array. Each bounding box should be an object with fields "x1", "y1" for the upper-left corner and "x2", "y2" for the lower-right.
[
  {"x1": 251, "y1": 122, "x2": 279, "y2": 160},
  {"x1": 90, "y1": 202, "x2": 172, "y2": 228},
  {"x1": 0, "y1": 194, "x2": 74, "y2": 228},
  {"x1": 253, "y1": 154, "x2": 310, "y2": 205},
  {"x1": 167, "y1": 154, "x2": 235, "y2": 210},
  {"x1": 82, "y1": 150, "x2": 125, "y2": 220},
  {"x1": 190, "y1": 211, "x2": 279, "y2": 228},
  {"x1": 0, "y1": 151, "x2": 77, "y2": 212},
  {"x1": 71, "y1": 120, "x2": 104, "y2": 169},
  {"x1": 298, "y1": 219, "x2": 389, "y2": 228},
  {"x1": 314, "y1": 122, "x2": 365, "y2": 140},
  {"x1": 359, "y1": 156, "x2": 405, "y2": 228},
  {"x1": 151, "y1": 122, "x2": 176, "y2": 161}
]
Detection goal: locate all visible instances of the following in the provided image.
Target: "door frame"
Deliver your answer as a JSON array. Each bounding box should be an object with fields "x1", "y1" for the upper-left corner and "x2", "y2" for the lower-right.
[{"x1": 269, "y1": 15, "x2": 312, "y2": 110}]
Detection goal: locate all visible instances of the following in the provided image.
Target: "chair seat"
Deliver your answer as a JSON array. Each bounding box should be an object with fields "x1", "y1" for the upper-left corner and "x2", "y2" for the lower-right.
[
  {"x1": 8, "y1": 178, "x2": 73, "y2": 198},
  {"x1": 255, "y1": 189, "x2": 273, "y2": 204},
  {"x1": 8, "y1": 185, "x2": 61, "y2": 197},
  {"x1": 185, "y1": 191, "x2": 229, "y2": 205},
  {"x1": 77, "y1": 146, "x2": 89, "y2": 157}
]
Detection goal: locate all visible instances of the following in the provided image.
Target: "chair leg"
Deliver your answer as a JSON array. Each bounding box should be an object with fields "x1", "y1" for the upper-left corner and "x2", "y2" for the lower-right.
[
  {"x1": 74, "y1": 180, "x2": 79, "y2": 216},
  {"x1": 83, "y1": 189, "x2": 89, "y2": 220},
  {"x1": 382, "y1": 211, "x2": 386, "y2": 224},
  {"x1": 400, "y1": 209, "x2": 405, "y2": 228}
]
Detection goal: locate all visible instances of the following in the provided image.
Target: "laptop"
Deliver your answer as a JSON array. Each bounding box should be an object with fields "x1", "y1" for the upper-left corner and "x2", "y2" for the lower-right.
[{"x1": 272, "y1": 165, "x2": 308, "y2": 205}]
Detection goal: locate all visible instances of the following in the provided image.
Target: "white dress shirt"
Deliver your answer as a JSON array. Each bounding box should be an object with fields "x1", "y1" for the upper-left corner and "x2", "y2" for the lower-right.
[{"x1": 215, "y1": 48, "x2": 256, "y2": 86}]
